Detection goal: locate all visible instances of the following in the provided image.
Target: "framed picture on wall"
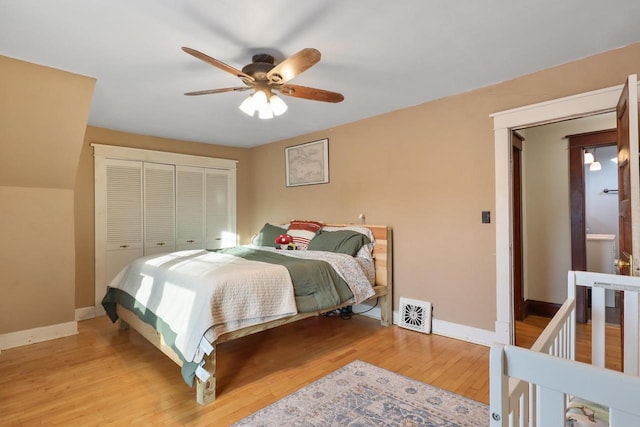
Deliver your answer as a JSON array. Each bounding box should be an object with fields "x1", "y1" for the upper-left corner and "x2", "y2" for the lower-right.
[{"x1": 285, "y1": 138, "x2": 329, "y2": 187}]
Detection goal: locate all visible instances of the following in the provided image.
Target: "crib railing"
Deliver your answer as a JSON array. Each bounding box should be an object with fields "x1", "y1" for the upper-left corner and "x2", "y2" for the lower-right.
[
  {"x1": 490, "y1": 270, "x2": 640, "y2": 427},
  {"x1": 571, "y1": 270, "x2": 640, "y2": 375},
  {"x1": 500, "y1": 295, "x2": 576, "y2": 426},
  {"x1": 491, "y1": 345, "x2": 640, "y2": 426}
]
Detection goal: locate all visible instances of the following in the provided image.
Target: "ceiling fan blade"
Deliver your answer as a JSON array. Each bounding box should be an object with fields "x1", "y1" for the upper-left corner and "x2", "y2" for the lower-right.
[
  {"x1": 182, "y1": 47, "x2": 254, "y2": 82},
  {"x1": 267, "y1": 48, "x2": 321, "y2": 84},
  {"x1": 277, "y1": 84, "x2": 344, "y2": 103},
  {"x1": 184, "y1": 87, "x2": 252, "y2": 96}
]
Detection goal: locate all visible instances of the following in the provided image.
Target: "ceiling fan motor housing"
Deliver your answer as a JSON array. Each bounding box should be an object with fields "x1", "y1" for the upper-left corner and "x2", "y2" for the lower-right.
[{"x1": 242, "y1": 54, "x2": 278, "y2": 82}]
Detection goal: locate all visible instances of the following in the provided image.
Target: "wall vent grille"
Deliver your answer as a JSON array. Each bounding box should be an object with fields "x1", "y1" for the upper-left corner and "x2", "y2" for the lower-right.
[{"x1": 398, "y1": 297, "x2": 432, "y2": 334}]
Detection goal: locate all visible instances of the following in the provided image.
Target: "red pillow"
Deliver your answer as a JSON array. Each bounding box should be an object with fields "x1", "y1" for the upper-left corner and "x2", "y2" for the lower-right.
[{"x1": 287, "y1": 220, "x2": 323, "y2": 250}]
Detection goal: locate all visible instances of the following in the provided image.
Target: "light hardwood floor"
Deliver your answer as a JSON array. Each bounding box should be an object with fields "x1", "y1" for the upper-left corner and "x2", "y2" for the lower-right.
[{"x1": 0, "y1": 315, "x2": 490, "y2": 426}]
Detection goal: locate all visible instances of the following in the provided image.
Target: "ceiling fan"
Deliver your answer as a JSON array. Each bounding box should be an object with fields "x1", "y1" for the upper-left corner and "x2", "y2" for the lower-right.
[{"x1": 182, "y1": 47, "x2": 344, "y2": 119}]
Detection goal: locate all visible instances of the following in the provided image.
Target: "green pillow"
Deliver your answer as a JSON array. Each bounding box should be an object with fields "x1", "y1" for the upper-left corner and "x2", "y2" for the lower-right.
[
  {"x1": 253, "y1": 223, "x2": 287, "y2": 247},
  {"x1": 307, "y1": 230, "x2": 371, "y2": 256}
]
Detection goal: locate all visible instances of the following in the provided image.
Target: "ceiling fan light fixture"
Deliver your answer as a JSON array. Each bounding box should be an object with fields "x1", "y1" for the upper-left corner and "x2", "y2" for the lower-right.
[
  {"x1": 270, "y1": 94, "x2": 288, "y2": 116},
  {"x1": 239, "y1": 95, "x2": 257, "y2": 116},
  {"x1": 252, "y1": 90, "x2": 268, "y2": 109},
  {"x1": 258, "y1": 103, "x2": 274, "y2": 120},
  {"x1": 588, "y1": 147, "x2": 601, "y2": 171}
]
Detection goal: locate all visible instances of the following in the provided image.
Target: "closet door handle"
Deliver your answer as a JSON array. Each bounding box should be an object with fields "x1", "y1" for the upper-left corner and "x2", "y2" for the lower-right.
[
  {"x1": 186, "y1": 239, "x2": 195, "y2": 243},
  {"x1": 119, "y1": 244, "x2": 130, "y2": 249},
  {"x1": 156, "y1": 242, "x2": 166, "y2": 246}
]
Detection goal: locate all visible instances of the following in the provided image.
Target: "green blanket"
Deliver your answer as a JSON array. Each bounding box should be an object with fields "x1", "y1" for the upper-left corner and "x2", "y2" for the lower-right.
[{"x1": 213, "y1": 247, "x2": 353, "y2": 312}]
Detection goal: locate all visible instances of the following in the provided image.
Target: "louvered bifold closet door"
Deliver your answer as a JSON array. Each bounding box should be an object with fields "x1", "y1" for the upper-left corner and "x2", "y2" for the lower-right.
[
  {"x1": 205, "y1": 169, "x2": 235, "y2": 249},
  {"x1": 105, "y1": 159, "x2": 144, "y2": 283},
  {"x1": 176, "y1": 166, "x2": 205, "y2": 250},
  {"x1": 143, "y1": 163, "x2": 176, "y2": 256}
]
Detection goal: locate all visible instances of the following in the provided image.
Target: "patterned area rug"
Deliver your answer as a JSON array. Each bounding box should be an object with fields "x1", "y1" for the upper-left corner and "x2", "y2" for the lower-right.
[{"x1": 233, "y1": 360, "x2": 488, "y2": 426}]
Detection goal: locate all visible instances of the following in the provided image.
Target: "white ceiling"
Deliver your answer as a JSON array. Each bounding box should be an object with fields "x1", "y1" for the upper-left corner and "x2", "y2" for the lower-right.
[{"x1": 2, "y1": 1, "x2": 640, "y2": 148}]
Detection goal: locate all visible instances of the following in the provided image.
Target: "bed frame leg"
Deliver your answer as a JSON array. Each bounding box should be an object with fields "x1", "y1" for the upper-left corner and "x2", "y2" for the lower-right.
[
  {"x1": 380, "y1": 294, "x2": 393, "y2": 327},
  {"x1": 118, "y1": 319, "x2": 129, "y2": 330},
  {"x1": 196, "y1": 345, "x2": 216, "y2": 405}
]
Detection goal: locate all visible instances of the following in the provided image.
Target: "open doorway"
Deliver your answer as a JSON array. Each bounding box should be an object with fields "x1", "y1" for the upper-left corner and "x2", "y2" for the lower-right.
[{"x1": 511, "y1": 114, "x2": 616, "y2": 347}]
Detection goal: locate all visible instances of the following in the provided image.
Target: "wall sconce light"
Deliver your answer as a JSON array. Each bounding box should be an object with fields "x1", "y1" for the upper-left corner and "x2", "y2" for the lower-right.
[
  {"x1": 589, "y1": 148, "x2": 601, "y2": 171},
  {"x1": 584, "y1": 149, "x2": 595, "y2": 164},
  {"x1": 239, "y1": 89, "x2": 288, "y2": 119}
]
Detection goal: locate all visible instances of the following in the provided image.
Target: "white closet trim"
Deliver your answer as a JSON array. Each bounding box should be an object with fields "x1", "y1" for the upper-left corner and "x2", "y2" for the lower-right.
[{"x1": 91, "y1": 144, "x2": 238, "y2": 170}]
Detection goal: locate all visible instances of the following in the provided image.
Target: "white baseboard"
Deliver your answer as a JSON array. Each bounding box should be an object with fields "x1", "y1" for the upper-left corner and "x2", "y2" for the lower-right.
[
  {"x1": 0, "y1": 321, "x2": 78, "y2": 351},
  {"x1": 431, "y1": 318, "x2": 495, "y2": 347},
  {"x1": 75, "y1": 306, "x2": 97, "y2": 321},
  {"x1": 354, "y1": 302, "x2": 495, "y2": 347}
]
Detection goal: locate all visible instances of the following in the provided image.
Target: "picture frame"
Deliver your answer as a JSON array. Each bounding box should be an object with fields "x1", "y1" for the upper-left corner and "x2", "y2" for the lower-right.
[{"x1": 285, "y1": 138, "x2": 329, "y2": 187}]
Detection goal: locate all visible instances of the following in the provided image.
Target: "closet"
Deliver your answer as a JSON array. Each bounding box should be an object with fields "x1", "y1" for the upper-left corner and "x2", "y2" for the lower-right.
[{"x1": 93, "y1": 144, "x2": 237, "y2": 310}]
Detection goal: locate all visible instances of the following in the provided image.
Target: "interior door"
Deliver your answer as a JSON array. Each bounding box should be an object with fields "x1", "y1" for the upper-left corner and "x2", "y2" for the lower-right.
[
  {"x1": 616, "y1": 74, "x2": 639, "y2": 372},
  {"x1": 617, "y1": 74, "x2": 639, "y2": 275},
  {"x1": 144, "y1": 162, "x2": 176, "y2": 255},
  {"x1": 176, "y1": 165, "x2": 206, "y2": 250},
  {"x1": 205, "y1": 169, "x2": 235, "y2": 249}
]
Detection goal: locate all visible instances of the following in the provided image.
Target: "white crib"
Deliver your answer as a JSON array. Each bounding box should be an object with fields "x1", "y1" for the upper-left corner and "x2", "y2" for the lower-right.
[{"x1": 490, "y1": 271, "x2": 640, "y2": 426}]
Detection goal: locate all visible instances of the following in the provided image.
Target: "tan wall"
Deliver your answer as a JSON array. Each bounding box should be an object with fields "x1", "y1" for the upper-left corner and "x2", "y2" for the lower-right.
[
  {"x1": 74, "y1": 127, "x2": 252, "y2": 308},
  {"x1": 248, "y1": 42, "x2": 640, "y2": 331},
  {"x1": 5, "y1": 42, "x2": 640, "y2": 335},
  {"x1": 0, "y1": 56, "x2": 95, "y2": 334},
  {"x1": 0, "y1": 187, "x2": 76, "y2": 332}
]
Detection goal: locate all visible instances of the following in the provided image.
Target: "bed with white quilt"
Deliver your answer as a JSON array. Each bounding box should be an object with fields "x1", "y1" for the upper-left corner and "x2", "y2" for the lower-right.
[
  {"x1": 490, "y1": 270, "x2": 640, "y2": 426},
  {"x1": 102, "y1": 221, "x2": 392, "y2": 405}
]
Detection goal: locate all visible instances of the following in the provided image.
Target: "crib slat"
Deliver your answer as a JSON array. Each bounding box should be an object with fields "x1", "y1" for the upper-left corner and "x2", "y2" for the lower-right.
[
  {"x1": 527, "y1": 384, "x2": 535, "y2": 427},
  {"x1": 536, "y1": 386, "x2": 564, "y2": 426},
  {"x1": 511, "y1": 397, "x2": 519, "y2": 427},
  {"x1": 591, "y1": 287, "x2": 606, "y2": 368},
  {"x1": 623, "y1": 291, "x2": 640, "y2": 376}
]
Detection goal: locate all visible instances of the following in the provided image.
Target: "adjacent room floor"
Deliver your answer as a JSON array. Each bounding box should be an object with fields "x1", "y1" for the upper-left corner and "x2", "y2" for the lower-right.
[{"x1": 516, "y1": 314, "x2": 622, "y2": 371}]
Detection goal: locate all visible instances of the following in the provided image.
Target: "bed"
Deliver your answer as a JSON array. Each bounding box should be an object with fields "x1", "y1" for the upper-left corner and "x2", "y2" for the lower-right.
[
  {"x1": 102, "y1": 222, "x2": 392, "y2": 405},
  {"x1": 490, "y1": 270, "x2": 640, "y2": 426}
]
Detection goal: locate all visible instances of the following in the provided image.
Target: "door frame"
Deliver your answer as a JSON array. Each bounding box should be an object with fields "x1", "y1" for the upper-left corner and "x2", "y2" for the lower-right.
[
  {"x1": 491, "y1": 84, "x2": 627, "y2": 344},
  {"x1": 511, "y1": 132, "x2": 525, "y2": 322}
]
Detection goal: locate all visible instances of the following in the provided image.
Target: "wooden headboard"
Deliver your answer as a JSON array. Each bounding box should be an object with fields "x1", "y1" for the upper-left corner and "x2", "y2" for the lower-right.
[{"x1": 325, "y1": 223, "x2": 393, "y2": 326}]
